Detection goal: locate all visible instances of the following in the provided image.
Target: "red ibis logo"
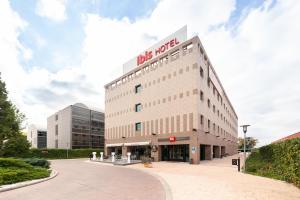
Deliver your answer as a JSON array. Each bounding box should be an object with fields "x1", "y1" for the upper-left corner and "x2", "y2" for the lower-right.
[
  {"x1": 137, "y1": 38, "x2": 180, "y2": 66},
  {"x1": 169, "y1": 136, "x2": 176, "y2": 142}
]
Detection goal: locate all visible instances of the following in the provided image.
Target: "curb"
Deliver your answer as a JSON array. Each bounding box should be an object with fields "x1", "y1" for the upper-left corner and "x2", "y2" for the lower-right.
[
  {"x1": 85, "y1": 160, "x2": 173, "y2": 200},
  {"x1": 0, "y1": 169, "x2": 59, "y2": 193},
  {"x1": 132, "y1": 167, "x2": 173, "y2": 200}
]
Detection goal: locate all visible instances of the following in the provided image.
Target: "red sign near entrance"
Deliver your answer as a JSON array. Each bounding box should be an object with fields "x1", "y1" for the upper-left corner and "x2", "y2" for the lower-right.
[{"x1": 169, "y1": 136, "x2": 176, "y2": 142}]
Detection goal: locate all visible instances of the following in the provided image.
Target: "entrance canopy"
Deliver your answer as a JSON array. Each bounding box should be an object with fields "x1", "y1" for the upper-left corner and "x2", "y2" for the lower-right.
[
  {"x1": 106, "y1": 143, "x2": 123, "y2": 147},
  {"x1": 124, "y1": 141, "x2": 150, "y2": 146}
]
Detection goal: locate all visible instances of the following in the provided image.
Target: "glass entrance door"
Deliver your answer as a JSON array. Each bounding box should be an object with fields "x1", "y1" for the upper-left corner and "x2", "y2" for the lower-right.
[{"x1": 161, "y1": 144, "x2": 189, "y2": 162}]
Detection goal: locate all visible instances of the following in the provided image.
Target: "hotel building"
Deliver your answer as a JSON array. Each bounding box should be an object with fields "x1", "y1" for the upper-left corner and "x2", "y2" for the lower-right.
[
  {"x1": 104, "y1": 27, "x2": 238, "y2": 164},
  {"x1": 47, "y1": 103, "x2": 105, "y2": 149}
]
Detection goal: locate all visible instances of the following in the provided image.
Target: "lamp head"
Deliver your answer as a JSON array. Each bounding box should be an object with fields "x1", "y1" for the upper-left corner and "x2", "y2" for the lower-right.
[{"x1": 240, "y1": 125, "x2": 250, "y2": 133}]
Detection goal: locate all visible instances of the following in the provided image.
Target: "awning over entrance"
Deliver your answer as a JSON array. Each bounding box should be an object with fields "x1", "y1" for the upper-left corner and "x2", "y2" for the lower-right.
[
  {"x1": 106, "y1": 143, "x2": 123, "y2": 147},
  {"x1": 124, "y1": 141, "x2": 150, "y2": 146}
]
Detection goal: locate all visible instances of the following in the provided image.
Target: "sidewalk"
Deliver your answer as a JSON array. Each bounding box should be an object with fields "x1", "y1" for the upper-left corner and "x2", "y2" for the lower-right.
[{"x1": 127, "y1": 154, "x2": 300, "y2": 200}]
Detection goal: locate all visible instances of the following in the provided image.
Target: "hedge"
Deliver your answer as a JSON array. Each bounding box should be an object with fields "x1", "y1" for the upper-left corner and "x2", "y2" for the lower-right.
[
  {"x1": 0, "y1": 158, "x2": 50, "y2": 185},
  {"x1": 16, "y1": 148, "x2": 104, "y2": 159},
  {"x1": 246, "y1": 138, "x2": 300, "y2": 188}
]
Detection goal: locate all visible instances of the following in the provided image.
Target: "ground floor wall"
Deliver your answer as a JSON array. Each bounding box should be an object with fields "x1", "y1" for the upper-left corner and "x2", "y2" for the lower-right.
[{"x1": 105, "y1": 130, "x2": 238, "y2": 164}]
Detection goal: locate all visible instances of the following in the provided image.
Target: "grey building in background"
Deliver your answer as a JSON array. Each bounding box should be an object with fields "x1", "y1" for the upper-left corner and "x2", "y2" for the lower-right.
[
  {"x1": 47, "y1": 103, "x2": 104, "y2": 149},
  {"x1": 27, "y1": 124, "x2": 47, "y2": 149}
]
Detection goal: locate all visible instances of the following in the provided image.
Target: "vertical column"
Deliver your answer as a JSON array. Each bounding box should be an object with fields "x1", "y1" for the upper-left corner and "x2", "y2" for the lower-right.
[
  {"x1": 122, "y1": 145, "x2": 128, "y2": 157},
  {"x1": 190, "y1": 134, "x2": 200, "y2": 164}
]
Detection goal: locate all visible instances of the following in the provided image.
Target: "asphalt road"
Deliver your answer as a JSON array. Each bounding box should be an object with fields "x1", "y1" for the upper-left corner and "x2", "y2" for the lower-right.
[{"x1": 0, "y1": 159, "x2": 165, "y2": 200}]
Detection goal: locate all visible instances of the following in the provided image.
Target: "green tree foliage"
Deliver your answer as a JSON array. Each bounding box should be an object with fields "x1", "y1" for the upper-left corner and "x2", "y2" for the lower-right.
[
  {"x1": 0, "y1": 75, "x2": 25, "y2": 155},
  {"x1": 2, "y1": 134, "x2": 30, "y2": 157},
  {"x1": 238, "y1": 137, "x2": 258, "y2": 151}
]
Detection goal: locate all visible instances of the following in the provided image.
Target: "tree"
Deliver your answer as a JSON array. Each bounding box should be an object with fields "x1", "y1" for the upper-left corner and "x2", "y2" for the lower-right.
[
  {"x1": 238, "y1": 137, "x2": 258, "y2": 151},
  {"x1": 0, "y1": 75, "x2": 25, "y2": 155},
  {"x1": 2, "y1": 134, "x2": 30, "y2": 157}
]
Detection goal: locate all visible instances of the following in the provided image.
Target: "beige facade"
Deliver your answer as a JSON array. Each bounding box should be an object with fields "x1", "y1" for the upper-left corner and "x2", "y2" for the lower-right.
[{"x1": 104, "y1": 36, "x2": 238, "y2": 164}]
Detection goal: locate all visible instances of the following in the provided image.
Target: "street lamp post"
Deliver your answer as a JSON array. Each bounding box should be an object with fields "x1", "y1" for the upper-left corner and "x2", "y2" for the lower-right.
[
  {"x1": 240, "y1": 124, "x2": 250, "y2": 172},
  {"x1": 66, "y1": 142, "x2": 69, "y2": 159}
]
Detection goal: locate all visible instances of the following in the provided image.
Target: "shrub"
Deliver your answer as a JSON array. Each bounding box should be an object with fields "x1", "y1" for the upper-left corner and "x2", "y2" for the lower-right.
[
  {"x1": 18, "y1": 148, "x2": 104, "y2": 159},
  {"x1": 22, "y1": 158, "x2": 50, "y2": 169},
  {"x1": 246, "y1": 138, "x2": 300, "y2": 188},
  {"x1": 0, "y1": 158, "x2": 33, "y2": 169},
  {"x1": 141, "y1": 156, "x2": 152, "y2": 164},
  {"x1": 0, "y1": 158, "x2": 50, "y2": 185}
]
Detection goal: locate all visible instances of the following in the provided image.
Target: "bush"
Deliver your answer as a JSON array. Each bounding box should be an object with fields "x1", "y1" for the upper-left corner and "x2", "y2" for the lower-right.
[
  {"x1": 246, "y1": 138, "x2": 300, "y2": 188},
  {"x1": 22, "y1": 158, "x2": 50, "y2": 169},
  {"x1": 0, "y1": 158, "x2": 50, "y2": 185},
  {"x1": 0, "y1": 158, "x2": 32, "y2": 169},
  {"x1": 141, "y1": 156, "x2": 152, "y2": 164}
]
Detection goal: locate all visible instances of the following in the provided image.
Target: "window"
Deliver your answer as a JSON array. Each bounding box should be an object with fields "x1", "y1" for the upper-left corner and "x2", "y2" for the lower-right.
[
  {"x1": 200, "y1": 115, "x2": 204, "y2": 125},
  {"x1": 213, "y1": 105, "x2": 215, "y2": 113},
  {"x1": 200, "y1": 67, "x2": 204, "y2": 78},
  {"x1": 135, "y1": 122, "x2": 141, "y2": 131},
  {"x1": 55, "y1": 114, "x2": 58, "y2": 121},
  {"x1": 135, "y1": 84, "x2": 142, "y2": 93},
  {"x1": 200, "y1": 91, "x2": 204, "y2": 101},
  {"x1": 55, "y1": 139, "x2": 58, "y2": 148},
  {"x1": 135, "y1": 103, "x2": 141, "y2": 112},
  {"x1": 207, "y1": 99, "x2": 211, "y2": 108},
  {"x1": 55, "y1": 125, "x2": 58, "y2": 136},
  {"x1": 208, "y1": 119, "x2": 211, "y2": 129}
]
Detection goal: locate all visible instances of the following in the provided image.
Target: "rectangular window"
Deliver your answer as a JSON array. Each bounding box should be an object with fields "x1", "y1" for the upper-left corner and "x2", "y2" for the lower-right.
[
  {"x1": 208, "y1": 119, "x2": 211, "y2": 129},
  {"x1": 135, "y1": 84, "x2": 142, "y2": 93},
  {"x1": 200, "y1": 67, "x2": 204, "y2": 77},
  {"x1": 200, "y1": 115, "x2": 204, "y2": 125},
  {"x1": 200, "y1": 91, "x2": 204, "y2": 101},
  {"x1": 213, "y1": 105, "x2": 215, "y2": 113},
  {"x1": 55, "y1": 124, "x2": 58, "y2": 136},
  {"x1": 207, "y1": 99, "x2": 211, "y2": 108},
  {"x1": 55, "y1": 139, "x2": 58, "y2": 148},
  {"x1": 135, "y1": 122, "x2": 141, "y2": 132},
  {"x1": 135, "y1": 103, "x2": 142, "y2": 112},
  {"x1": 55, "y1": 114, "x2": 58, "y2": 121}
]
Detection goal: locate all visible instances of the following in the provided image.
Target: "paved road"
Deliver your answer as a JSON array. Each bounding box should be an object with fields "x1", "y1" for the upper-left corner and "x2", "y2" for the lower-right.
[
  {"x1": 0, "y1": 159, "x2": 165, "y2": 200},
  {"x1": 129, "y1": 154, "x2": 300, "y2": 200}
]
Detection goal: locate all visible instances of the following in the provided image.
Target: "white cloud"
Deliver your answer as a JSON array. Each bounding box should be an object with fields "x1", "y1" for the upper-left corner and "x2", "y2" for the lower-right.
[
  {"x1": 35, "y1": 0, "x2": 67, "y2": 22},
  {"x1": 203, "y1": 0, "x2": 300, "y2": 145},
  {"x1": 1, "y1": 0, "x2": 300, "y2": 146}
]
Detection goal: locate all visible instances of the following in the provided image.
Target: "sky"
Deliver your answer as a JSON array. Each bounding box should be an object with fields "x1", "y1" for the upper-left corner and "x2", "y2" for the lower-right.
[{"x1": 0, "y1": 0, "x2": 299, "y2": 146}]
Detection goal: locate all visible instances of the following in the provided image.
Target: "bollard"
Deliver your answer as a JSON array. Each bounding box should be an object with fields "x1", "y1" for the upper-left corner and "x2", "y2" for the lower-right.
[
  {"x1": 127, "y1": 152, "x2": 131, "y2": 163},
  {"x1": 111, "y1": 152, "x2": 115, "y2": 162},
  {"x1": 100, "y1": 152, "x2": 103, "y2": 162},
  {"x1": 92, "y1": 152, "x2": 97, "y2": 161}
]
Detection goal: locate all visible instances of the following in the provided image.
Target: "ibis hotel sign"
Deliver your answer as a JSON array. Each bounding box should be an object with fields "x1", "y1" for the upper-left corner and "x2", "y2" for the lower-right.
[
  {"x1": 123, "y1": 26, "x2": 187, "y2": 74},
  {"x1": 137, "y1": 38, "x2": 180, "y2": 66}
]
